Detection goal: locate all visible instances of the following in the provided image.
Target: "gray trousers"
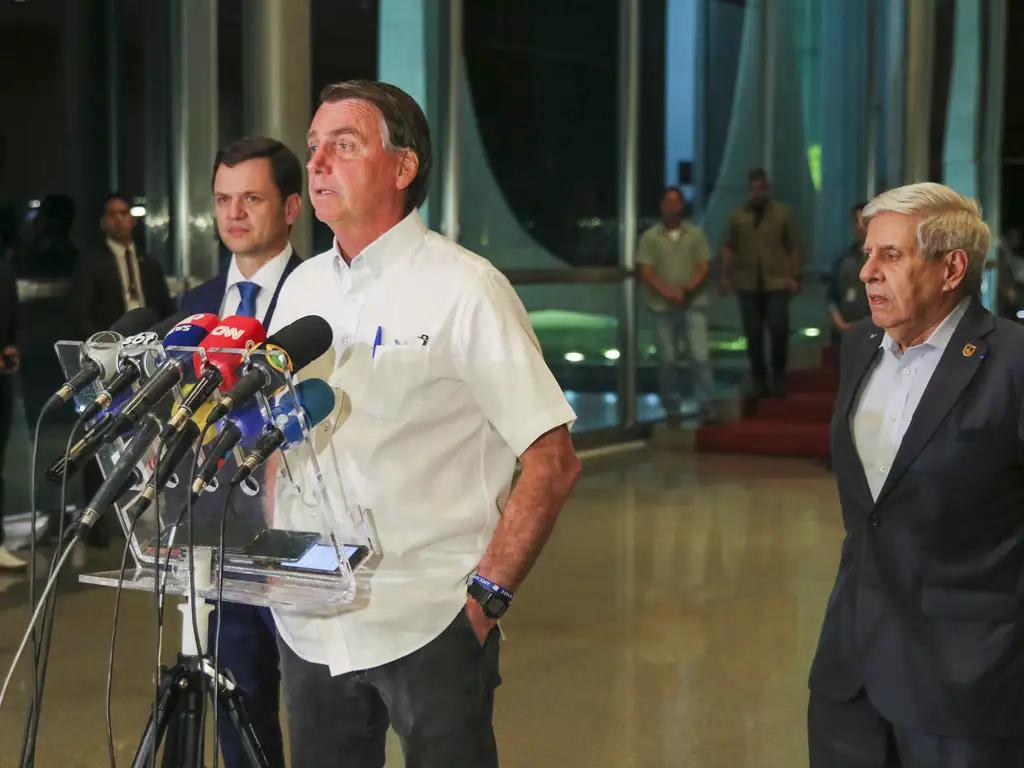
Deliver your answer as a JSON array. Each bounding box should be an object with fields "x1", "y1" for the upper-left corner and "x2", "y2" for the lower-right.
[
  {"x1": 278, "y1": 607, "x2": 501, "y2": 767},
  {"x1": 653, "y1": 308, "x2": 715, "y2": 413}
]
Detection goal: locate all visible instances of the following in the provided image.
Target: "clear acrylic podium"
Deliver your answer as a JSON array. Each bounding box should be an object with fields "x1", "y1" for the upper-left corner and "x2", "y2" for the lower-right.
[{"x1": 54, "y1": 337, "x2": 378, "y2": 614}]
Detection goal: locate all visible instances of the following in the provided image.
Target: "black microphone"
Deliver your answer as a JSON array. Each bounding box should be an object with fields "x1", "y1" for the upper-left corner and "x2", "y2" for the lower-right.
[
  {"x1": 43, "y1": 308, "x2": 160, "y2": 414},
  {"x1": 76, "y1": 416, "x2": 161, "y2": 532},
  {"x1": 205, "y1": 315, "x2": 333, "y2": 425},
  {"x1": 129, "y1": 419, "x2": 201, "y2": 519}
]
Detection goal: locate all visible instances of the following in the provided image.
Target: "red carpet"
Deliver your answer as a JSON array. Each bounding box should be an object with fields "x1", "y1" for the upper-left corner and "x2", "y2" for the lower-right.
[{"x1": 696, "y1": 347, "x2": 838, "y2": 458}]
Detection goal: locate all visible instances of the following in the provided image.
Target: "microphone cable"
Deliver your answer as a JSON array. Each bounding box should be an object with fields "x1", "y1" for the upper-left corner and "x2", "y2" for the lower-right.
[
  {"x1": 19, "y1": 408, "x2": 88, "y2": 767},
  {"x1": 148, "y1": 434, "x2": 167, "y2": 768},
  {"x1": 211, "y1": 480, "x2": 237, "y2": 768},
  {"x1": 0, "y1": 526, "x2": 83, "y2": 715},
  {"x1": 105, "y1": 494, "x2": 147, "y2": 768},
  {"x1": 190, "y1": 420, "x2": 217, "y2": 766}
]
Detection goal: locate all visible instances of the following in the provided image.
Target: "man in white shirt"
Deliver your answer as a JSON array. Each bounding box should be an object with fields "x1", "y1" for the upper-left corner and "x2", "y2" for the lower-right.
[
  {"x1": 267, "y1": 79, "x2": 581, "y2": 767},
  {"x1": 166, "y1": 136, "x2": 303, "y2": 768}
]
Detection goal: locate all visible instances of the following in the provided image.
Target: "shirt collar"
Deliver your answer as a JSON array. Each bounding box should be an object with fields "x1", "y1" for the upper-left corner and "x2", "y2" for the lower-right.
[
  {"x1": 881, "y1": 296, "x2": 971, "y2": 356},
  {"x1": 106, "y1": 237, "x2": 132, "y2": 258},
  {"x1": 226, "y1": 243, "x2": 293, "y2": 292},
  {"x1": 332, "y1": 210, "x2": 429, "y2": 280}
]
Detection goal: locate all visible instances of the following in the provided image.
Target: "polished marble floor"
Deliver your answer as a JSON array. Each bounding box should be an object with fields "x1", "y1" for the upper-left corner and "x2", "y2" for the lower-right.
[{"x1": 0, "y1": 448, "x2": 843, "y2": 767}]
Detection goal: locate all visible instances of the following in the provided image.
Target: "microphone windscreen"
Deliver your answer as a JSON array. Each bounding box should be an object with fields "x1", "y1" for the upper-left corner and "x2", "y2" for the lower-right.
[
  {"x1": 163, "y1": 313, "x2": 220, "y2": 349},
  {"x1": 149, "y1": 311, "x2": 195, "y2": 339},
  {"x1": 264, "y1": 316, "x2": 334, "y2": 373},
  {"x1": 198, "y1": 315, "x2": 267, "y2": 388},
  {"x1": 109, "y1": 307, "x2": 161, "y2": 336},
  {"x1": 279, "y1": 378, "x2": 335, "y2": 445},
  {"x1": 84, "y1": 331, "x2": 123, "y2": 384}
]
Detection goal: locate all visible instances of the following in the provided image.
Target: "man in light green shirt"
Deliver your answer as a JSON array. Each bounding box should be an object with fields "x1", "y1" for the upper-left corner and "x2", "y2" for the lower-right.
[{"x1": 637, "y1": 187, "x2": 715, "y2": 422}]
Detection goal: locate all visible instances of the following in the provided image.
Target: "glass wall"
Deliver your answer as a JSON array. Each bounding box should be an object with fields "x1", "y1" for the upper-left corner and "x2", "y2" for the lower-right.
[{"x1": 0, "y1": 0, "x2": 1008, "y2": 531}]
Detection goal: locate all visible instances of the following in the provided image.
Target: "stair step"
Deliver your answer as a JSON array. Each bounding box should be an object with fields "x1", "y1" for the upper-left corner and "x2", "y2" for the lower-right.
[
  {"x1": 696, "y1": 419, "x2": 831, "y2": 458},
  {"x1": 749, "y1": 393, "x2": 835, "y2": 423}
]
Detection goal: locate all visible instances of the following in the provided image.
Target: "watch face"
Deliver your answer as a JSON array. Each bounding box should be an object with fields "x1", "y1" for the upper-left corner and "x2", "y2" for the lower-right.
[{"x1": 483, "y1": 596, "x2": 507, "y2": 619}]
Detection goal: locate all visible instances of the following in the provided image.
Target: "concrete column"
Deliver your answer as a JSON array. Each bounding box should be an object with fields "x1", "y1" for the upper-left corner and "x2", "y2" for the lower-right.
[
  {"x1": 883, "y1": 0, "x2": 907, "y2": 188},
  {"x1": 242, "y1": 0, "x2": 313, "y2": 260},
  {"x1": 169, "y1": 0, "x2": 219, "y2": 283},
  {"x1": 379, "y1": 0, "x2": 449, "y2": 232},
  {"x1": 904, "y1": 0, "x2": 935, "y2": 182},
  {"x1": 820, "y1": 0, "x2": 870, "y2": 259},
  {"x1": 942, "y1": 0, "x2": 982, "y2": 197},
  {"x1": 618, "y1": 0, "x2": 641, "y2": 429}
]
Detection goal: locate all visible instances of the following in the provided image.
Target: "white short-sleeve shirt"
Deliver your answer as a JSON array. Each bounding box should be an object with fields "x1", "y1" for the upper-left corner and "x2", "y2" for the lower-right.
[{"x1": 267, "y1": 211, "x2": 577, "y2": 675}]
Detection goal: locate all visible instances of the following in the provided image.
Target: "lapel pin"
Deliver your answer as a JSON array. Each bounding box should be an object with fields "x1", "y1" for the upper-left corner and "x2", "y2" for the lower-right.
[{"x1": 963, "y1": 343, "x2": 977, "y2": 357}]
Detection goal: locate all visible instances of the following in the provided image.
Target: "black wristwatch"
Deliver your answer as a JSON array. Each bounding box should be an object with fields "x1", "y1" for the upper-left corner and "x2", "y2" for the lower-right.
[{"x1": 468, "y1": 574, "x2": 513, "y2": 619}]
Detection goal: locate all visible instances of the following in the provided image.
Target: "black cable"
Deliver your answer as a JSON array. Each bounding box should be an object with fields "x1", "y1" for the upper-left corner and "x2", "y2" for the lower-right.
[
  {"x1": 106, "y1": 500, "x2": 145, "y2": 768},
  {"x1": 211, "y1": 482, "x2": 236, "y2": 768},
  {"x1": 20, "y1": 411, "x2": 85, "y2": 767},
  {"x1": 23, "y1": 412, "x2": 44, "y2": 741},
  {"x1": 148, "y1": 435, "x2": 165, "y2": 768},
  {"x1": 191, "y1": 422, "x2": 215, "y2": 766}
]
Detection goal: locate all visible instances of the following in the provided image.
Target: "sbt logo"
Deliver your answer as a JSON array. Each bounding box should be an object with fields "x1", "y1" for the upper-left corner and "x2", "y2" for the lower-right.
[{"x1": 210, "y1": 325, "x2": 247, "y2": 341}]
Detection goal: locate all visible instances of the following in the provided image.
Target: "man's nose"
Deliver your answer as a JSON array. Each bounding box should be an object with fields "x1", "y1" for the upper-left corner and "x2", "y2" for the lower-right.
[
  {"x1": 860, "y1": 255, "x2": 880, "y2": 283},
  {"x1": 229, "y1": 199, "x2": 245, "y2": 219},
  {"x1": 307, "y1": 148, "x2": 327, "y2": 174}
]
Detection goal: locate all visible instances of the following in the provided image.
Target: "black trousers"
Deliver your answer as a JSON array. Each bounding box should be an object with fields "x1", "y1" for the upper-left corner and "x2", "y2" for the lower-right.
[
  {"x1": 0, "y1": 377, "x2": 12, "y2": 546},
  {"x1": 808, "y1": 690, "x2": 1024, "y2": 768},
  {"x1": 279, "y1": 607, "x2": 501, "y2": 768},
  {"x1": 736, "y1": 290, "x2": 790, "y2": 389}
]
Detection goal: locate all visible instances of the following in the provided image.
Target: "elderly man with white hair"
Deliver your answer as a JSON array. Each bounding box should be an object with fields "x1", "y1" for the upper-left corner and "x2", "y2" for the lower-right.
[{"x1": 808, "y1": 182, "x2": 1024, "y2": 766}]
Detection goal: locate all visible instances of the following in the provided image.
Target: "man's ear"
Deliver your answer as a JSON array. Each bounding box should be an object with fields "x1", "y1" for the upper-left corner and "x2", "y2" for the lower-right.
[
  {"x1": 396, "y1": 150, "x2": 419, "y2": 192},
  {"x1": 284, "y1": 193, "x2": 302, "y2": 226},
  {"x1": 943, "y1": 249, "x2": 969, "y2": 292}
]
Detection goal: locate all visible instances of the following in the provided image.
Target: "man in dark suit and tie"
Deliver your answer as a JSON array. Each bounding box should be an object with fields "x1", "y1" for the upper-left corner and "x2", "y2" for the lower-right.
[
  {"x1": 166, "y1": 136, "x2": 303, "y2": 768},
  {"x1": 69, "y1": 192, "x2": 175, "y2": 546},
  {"x1": 70, "y1": 192, "x2": 175, "y2": 338},
  {"x1": 809, "y1": 182, "x2": 1024, "y2": 766}
]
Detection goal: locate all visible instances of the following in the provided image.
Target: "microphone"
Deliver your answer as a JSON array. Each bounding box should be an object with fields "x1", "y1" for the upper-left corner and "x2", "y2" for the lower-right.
[
  {"x1": 161, "y1": 315, "x2": 266, "y2": 439},
  {"x1": 205, "y1": 315, "x2": 333, "y2": 425},
  {"x1": 106, "y1": 313, "x2": 224, "y2": 436},
  {"x1": 43, "y1": 307, "x2": 160, "y2": 414},
  {"x1": 128, "y1": 419, "x2": 202, "y2": 520},
  {"x1": 44, "y1": 314, "x2": 220, "y2": 484},
  {"x1": 192, "y1": 378, "x2": 335, "y2": 494},
  {"x1": 230, "y1": 378, "x2": 335, "y2": 487},
  {"x1": 77, "y1": 312, "x2": 193, "y2": 423},
  {"x1": 76, "y1": 416, "x2": 162, "y2": 532}
]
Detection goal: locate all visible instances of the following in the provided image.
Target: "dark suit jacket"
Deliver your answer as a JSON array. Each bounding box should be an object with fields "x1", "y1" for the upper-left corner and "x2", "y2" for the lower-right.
[
  {"x1": 70, "y1": 242, "x2": 175, "y2": 338},
  {"x1": 177, "y1": 251, "x2": 302, "y2": 326},
  {"x1": 0, "y1": 260, "x2": 18, "y2": 350},
  {"x1": 170, "y1": 251, "x2": 303, "y2": 527},
  {"x1": 809, "y1": 296, "x2": 1024, "y2": 738}
]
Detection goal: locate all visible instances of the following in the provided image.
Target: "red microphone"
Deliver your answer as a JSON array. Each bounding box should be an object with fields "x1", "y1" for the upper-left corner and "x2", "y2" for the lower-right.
[
  {"x1": 162, "y1": 316, "x2": 266, "y2": 438},
  {"x1": 195, "y1": 315, "x2": 267, "y2": 388}
]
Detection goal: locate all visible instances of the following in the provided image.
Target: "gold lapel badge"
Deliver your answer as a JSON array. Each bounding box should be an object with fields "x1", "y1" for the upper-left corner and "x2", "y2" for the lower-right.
[{"x1": 963, "y1": 343, "x2": 977, "y2": 357}]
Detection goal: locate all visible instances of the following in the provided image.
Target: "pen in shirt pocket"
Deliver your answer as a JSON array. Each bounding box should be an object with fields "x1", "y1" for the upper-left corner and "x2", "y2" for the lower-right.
[{"x1": 372, "y1": 325, "x2": 382, "y2": 359}]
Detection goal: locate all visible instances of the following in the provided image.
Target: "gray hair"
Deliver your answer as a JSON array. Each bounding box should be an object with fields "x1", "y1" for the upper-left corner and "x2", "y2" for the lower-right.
[
  {"x1": 861, "y1": 182, "x2": 990, "y2": 295},
  {"x1": 318, "y1": 79, "x2": 433, "y2": 215}
]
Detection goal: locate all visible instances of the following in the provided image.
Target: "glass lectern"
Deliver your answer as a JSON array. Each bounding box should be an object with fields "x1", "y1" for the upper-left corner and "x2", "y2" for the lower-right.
[{"x1": 53, "y1": 338, "x2": 377, "y2": 613}]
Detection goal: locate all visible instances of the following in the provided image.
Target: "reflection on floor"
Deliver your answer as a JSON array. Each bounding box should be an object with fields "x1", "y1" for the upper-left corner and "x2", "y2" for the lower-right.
[{"x1": 0, "y1": 449, "x2": 842, "y2": 767}]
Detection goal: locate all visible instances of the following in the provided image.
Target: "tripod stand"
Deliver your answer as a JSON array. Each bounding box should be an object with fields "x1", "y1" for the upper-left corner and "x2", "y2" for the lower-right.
[{"x1": 132, "y1": 559, "x2": 269, "y2": 768}]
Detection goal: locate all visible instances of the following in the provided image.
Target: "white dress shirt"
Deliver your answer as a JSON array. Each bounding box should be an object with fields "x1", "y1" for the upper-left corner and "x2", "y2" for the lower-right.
[
  {"x1": 105, "y1": 237, "x2": 145, "y2": 311},
  {"x1": 219, "y1": 244, "x2": 293, "y2": 322},
  {"x1": 852, "y1": 297, "x2": 971, "y2": 500},
  {"x1": 267, "y1": 211, "x2": 577, "y2": 675}
]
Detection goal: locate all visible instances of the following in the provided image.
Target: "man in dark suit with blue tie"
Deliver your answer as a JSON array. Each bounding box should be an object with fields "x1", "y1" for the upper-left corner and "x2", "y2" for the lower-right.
[
  {"x1": 170, "y1": 136, "x2": 303, "y2": 768},
  {"x1": 809, "y1": 182, "x2": 1024, "y2": 766}
]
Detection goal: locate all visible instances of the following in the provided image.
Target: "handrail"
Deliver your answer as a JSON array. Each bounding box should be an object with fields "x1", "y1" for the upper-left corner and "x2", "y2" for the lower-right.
[{"x1": 501, "y1": 267, "x2": 633, "y2": 285}]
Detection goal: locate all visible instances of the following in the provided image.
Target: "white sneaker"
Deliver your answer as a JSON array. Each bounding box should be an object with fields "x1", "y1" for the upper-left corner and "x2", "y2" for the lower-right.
[{"x1": 0, "y1": 546, "x2": 27, "y2": 570}]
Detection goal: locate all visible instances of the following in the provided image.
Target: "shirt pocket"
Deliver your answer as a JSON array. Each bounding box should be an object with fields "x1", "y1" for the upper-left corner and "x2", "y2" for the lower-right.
[{"x1": 354, "y1": 344, "x2": 433, "y2": 422}]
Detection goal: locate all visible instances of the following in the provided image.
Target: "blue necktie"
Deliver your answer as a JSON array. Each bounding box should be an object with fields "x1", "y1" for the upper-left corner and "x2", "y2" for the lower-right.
[{"x1": 236, "y1": 281, "x2": 261, "y2": 319}]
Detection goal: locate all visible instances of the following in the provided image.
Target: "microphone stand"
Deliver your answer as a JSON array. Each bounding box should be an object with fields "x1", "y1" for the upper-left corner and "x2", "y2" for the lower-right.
[{"x1": 131, "y1": 548, "x2": 269, "y2": 768}]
